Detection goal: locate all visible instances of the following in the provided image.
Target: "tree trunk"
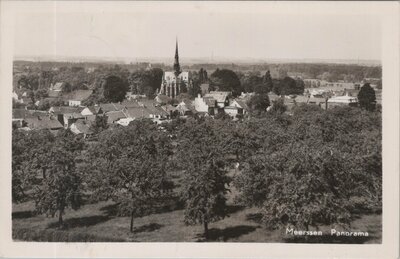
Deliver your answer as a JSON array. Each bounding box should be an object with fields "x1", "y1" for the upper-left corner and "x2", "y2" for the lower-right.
[
  {"x1": 204, "y1": 221, "x2": 209, "y2": 240},
  {"x1": 58, "y1": 209, "x2": 63, "y2": 228},
  {"x1": 130, "y1": 210, "x2": 134, "y2": 232}
]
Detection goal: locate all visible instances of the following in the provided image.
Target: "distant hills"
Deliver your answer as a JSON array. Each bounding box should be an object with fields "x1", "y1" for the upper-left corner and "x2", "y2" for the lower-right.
[{"x1": 14, "y1": 55, "x2": 381, "y2": 66}]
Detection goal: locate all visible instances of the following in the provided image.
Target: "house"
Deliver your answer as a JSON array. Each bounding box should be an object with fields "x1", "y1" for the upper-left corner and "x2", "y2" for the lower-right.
[
  {"x1": 145, "y1": 105, "x2": 169, "y2": 120},
  {"x1": 194, "y1": 94, "x2": 217, "y2": 115},
  {"x1": 203, "y1": 91, "x2": 231, "y2": 108},
  {"x1": 105, "y1": 110, "x2": 127, "y2": 124},
  {"x1": 225, "y1": 99, "x2": 249, "y2": 117},
  {"x1": 50, "y1": 82, "x2": 65, "y2": 92},
  {"x1": 176, "y1": 100, "x2": 195, "y2": 116},
  {"x1": 81, "y1": 106, "x2": 103, "y2": 116},
  {"x1": 327, "y1": 95, "x2": 358, "y2": 108},
  {"x1": 124, "y1": 107, "x2": 150, "y2": 120},
  {"x1": 308, "y1": 97, "x2": 327, "y2": 109},
  {"x1": 155, "y1": 94, "x2": 172, "y2": 105},
  {"x1": 66, "y1": 90, "x2": 93, "y2": 107},
  {"x1": 70, "y1": 120, "x2": 93, "y2": 138},
  {"x1": 99, "y1": 103, "x2": 125, "y2": 113},
  {"x1": 116, "y1": 117, "x2": 135, "y2": 127},
  {"x1": 161, "y1": 104, "x2": 178, "y2": 118},
  {"x1": 12, "y1": 90, "x2": 23, "y2": 103},
  {"x1": 49, "y1": 106, "x2": 83, "y2": 115},
  {"x1": 125, "y1": 92, "x2": 146, "y2": 101},
  {"x1": 24, "y1": 115, "x2": 63, "y2": 131},
  {"x1": 63, "y1": 112, "x2": 85, "y2": 129},
  {"x1": 12, "y1": 109, "x2": 30, "y2": 120}
]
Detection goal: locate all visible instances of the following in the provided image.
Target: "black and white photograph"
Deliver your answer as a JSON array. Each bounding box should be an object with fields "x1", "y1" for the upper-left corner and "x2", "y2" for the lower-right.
[{"x1": 0, "y1": 1, "x2": 399, "y2": 258}]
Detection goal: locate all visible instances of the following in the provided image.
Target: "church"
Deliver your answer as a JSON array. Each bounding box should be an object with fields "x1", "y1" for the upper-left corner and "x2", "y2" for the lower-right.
[{"x1": 158, "y1": 40, "x2": 191, "y2": 99}]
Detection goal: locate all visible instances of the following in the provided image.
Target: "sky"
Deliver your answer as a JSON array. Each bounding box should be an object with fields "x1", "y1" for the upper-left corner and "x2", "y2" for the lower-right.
[{"x1": 12, "y1": 1, "x2": 382, "y2": 62}]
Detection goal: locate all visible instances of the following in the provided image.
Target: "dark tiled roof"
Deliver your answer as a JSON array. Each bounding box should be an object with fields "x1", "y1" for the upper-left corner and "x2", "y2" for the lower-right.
[
  {"x1": 233, "y1": 99, "x2": 249, "y2": 111},
  {"x1": 99, "y1": 103, "x2": 125, "y2": 113},
  {"x1": 124, "y1": 107, "x2": 151, "y2": 119},
  {"x1": 50, "y1": 106, "x2": 83, "y2": 115},
  {"x1": 24, "y1": 116, "x2": 63, "y2": 130},
  {"x1": 72, "y1": 120, "x2": 93, "y2": 135},
  {"x1": 48, "y1": 90, "x2": 62, "y2": 98},
  {"x1": 66, "y1": 90, "x2": 93, "y2": 101},
  {"x1": 106, "y1": 110, "x2": 127, "y2": 123}
]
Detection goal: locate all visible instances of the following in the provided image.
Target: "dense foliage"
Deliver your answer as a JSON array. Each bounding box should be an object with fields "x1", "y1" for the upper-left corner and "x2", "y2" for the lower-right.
[
  {"x1": 358, "y1": 83, "x2": 376, "y2": 111},
  {"x1": 12, "y1": 129, "x2": 85, "y2": 226},
  {"x1": 176, "y1": 119, "x2": 231, "y2": 238},
  {"x1": 210, "y1": 69, "x2": 243, "y2": 96},
  {"x1": 234, "y1": 106, "x2": 382, "y2": 230},
  {"x1": 80, "y1": 120, "x2": 172, "y2": 232}
]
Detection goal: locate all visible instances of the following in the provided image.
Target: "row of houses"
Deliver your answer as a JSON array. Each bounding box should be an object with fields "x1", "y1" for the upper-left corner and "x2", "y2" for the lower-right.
[
  {"x1": 12, "y1": 100, "x2": 172, "y2": 137},
  {"x1": 13, "y1": 82, "x2": 93, "y2": 107}
]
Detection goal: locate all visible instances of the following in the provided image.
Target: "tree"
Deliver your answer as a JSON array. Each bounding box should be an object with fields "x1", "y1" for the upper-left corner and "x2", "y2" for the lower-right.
[
  {"x1": 358, "y1": 83, "x2": 376, "y2": 111},
  {"x1": 13, "y1": 129, "x2": 85, "y2": 226},
  {"x1": 269, "y1": 98, "x2": 287, "y2": 114},
  {"x1": 261, "y1": 70, "x2": 273, "y2": 93},
  {"x1": 82, "y1": 121, "x2": 171, "y2": 232},
  {"x1": 128, "y1": 68, "x2": 163, "y2": 98},
  {"x1": 247, "y1": 94, "x2": 270, "y2": 114},
  {"x1": 272, "y1": 77, "x2": 304, "y2": 96},
  {"x1": 102, "y1": 75, "x2": 128, "y2": 102},
  {"x1": 32, "y1": 147, "x2": 82, "y2": 226},
  {"x1": 89, "y1": 115, "x2": 109, "y2": 134},
  {"x1": 234, "y1": 105, "x2": 381, "y2": 231},
  {"x1": 180, "y1": 80, "x2": 188, "y2": 93},
  {"x1": 177, "y1": 119, "x2": 230, "y2": 239},
  {"x1": 210, "y1": 69, "x2": 243, "y2": 96}
]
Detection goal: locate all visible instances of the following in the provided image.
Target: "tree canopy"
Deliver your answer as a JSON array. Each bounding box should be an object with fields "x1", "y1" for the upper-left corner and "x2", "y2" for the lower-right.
[
  {"x1": 358, "y1": 83, "x2": 376, "y2": 111},
  {"x1": 210, "y1": 69, "x2": 243, "y2": 96},
  {"x1": 102, "y1": 75, "x2": 129, "y2": 103}
]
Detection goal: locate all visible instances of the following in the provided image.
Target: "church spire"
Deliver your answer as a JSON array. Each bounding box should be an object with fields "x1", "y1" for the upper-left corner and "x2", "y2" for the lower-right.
[{"x1": 173, "y1": 38, "x2": 181, "y2": 76}]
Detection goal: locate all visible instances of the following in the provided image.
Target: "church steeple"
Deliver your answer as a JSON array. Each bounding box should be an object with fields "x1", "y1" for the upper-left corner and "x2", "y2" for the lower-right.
[{"x1": 173, "y1": 38, "x2": 181, "y2": 76}]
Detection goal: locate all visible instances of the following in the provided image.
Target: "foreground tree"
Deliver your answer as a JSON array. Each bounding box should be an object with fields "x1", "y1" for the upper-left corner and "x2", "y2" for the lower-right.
[
  {"x1": 235, "y1": 106, "x2": 382, "y2": 230},
  {"x1": 177, "y1": 119, "x2": 230, "y2": 239},
  {"x1": 82, "y1": 120, "x2": 172, "y2": 232},
  {"x1": 358, "y1": 83, "x2": 376, "y2": 111},
  {"x1": 13, "y1": 129, "x2": 85, "y2": 226},
  {"x1": 33, "y1": 147, "x2": 82, "y2": 226}
]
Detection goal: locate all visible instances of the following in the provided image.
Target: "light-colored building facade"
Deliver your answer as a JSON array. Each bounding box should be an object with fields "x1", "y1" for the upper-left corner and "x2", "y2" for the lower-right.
[{"x1": 158, "y1": 40, "x2": 191, "y2": 99}]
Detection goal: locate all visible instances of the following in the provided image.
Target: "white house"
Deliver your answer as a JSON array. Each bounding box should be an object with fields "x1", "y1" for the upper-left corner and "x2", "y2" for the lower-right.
[
  {"x1": 203, "y1": 91, "x2": 231, "y2": 108},
  {"x1": 224, "y1": 99, "x2": 248, "y2": 117},
  {"x1": 194, "y1": 94, "x2": 217, "y2": 115},
  {"x1": 67, "y1": 90, "x2": 93, "y2": 107}
]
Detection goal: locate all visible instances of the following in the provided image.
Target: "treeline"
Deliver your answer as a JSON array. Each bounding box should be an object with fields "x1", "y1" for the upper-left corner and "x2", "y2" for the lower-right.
[
  {"x1": 14, "y1": 63, "x2": 307, "y2": 112},
  {"x1": 12, "y1": 104, "x2": 381, "y2": 239}
]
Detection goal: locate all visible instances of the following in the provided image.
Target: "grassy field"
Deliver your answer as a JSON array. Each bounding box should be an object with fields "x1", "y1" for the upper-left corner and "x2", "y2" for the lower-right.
[
  {"x1": 12, "y1": 199, "x2": 382, "y2": 243},
  {"x1": 12, "y1": 169, "x2": 382, "y2": 243}
]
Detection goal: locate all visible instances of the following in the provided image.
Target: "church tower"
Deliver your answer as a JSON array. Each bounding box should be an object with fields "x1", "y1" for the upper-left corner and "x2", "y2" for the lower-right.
[
  {"x1": 173, "y1": 39, "x2": 181, "y2": 77},
  {"x1": 158, "y1": 39, "x2": 191, "y2": 99}
]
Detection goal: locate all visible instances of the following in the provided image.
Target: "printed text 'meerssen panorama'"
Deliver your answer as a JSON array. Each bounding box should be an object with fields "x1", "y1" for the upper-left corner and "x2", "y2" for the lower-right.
[{"x1": 286, "y1": 228, "x2": 369, "y2": 237}]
